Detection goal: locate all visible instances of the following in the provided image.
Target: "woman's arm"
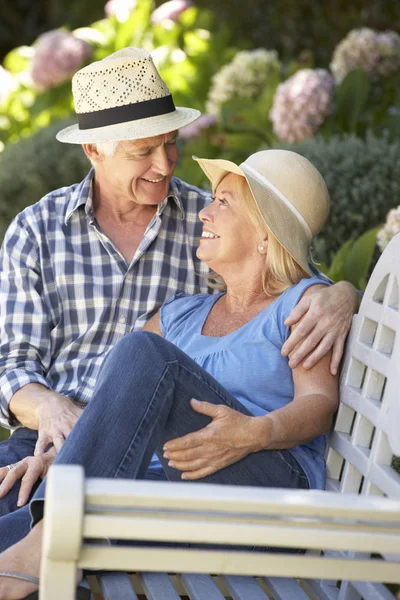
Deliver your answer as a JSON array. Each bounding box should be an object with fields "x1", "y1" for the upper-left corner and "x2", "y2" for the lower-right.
[
  {"x1": 142, "y1": 311, "x2": 163, "y2": 336},
  {"x1": 254, "y1": 349, "x2": 338, "y2": 452}
]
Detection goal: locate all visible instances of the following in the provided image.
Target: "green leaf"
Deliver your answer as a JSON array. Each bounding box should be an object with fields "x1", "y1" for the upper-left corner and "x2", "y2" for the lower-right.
[
  {"x1": 335, "y1": 69, "x2": 371, "y2": 133},
  {"x1": 343, "y1": 226, "x2": 379, "y2": 290},
  {"x1": 3, "y1": 46, "x2": 33, "y2": 74},
  {"x1": 325, "y1": 238, "x2": 353, "y2": 282}
]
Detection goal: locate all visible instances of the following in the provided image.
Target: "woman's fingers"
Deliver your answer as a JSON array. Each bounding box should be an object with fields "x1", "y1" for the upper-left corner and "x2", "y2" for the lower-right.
[
  {"x1": 164, "y1": 446, "x2": 207, "y2": 462},
  {"x1": 168, "y1": 457, "x2": 208, "y2": 472}
]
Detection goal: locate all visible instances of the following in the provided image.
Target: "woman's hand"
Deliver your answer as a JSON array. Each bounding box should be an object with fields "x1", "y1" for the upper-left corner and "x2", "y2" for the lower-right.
[
  {"x1": 0, "y1": 446, "x2": 57, "y2": 507},
  {"x1": 163, "y1": 399, "x2": 266, "y2": 480}
]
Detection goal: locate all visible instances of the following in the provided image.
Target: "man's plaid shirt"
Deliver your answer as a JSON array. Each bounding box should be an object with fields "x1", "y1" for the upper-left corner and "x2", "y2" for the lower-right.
[{"x1": 0, "y1": 169, "x2": 212, "y2": 427}]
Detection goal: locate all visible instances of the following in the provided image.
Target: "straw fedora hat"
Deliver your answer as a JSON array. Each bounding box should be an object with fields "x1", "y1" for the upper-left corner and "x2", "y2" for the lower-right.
[
  {"x1": 193, "y1": 150, "x2": 330, "y2": 274},
  {"x1": 57, "y1": 47, "x2": 200, "y2": 144}
]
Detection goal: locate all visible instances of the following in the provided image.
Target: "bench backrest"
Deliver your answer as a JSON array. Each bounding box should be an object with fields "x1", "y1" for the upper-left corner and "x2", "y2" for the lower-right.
[{"x1": 326, "y1": 233, "x2": 400, "y2": 499}]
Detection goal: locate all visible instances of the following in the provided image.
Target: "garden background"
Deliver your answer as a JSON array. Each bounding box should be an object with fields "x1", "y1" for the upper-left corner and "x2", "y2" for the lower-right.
[{"x1": 0, "y1": 0, "x2": 399, "y2": 477}]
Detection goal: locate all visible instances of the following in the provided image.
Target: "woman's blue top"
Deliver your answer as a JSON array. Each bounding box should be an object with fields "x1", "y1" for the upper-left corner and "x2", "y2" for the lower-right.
[{"x1": 151, "y1": 276, "x2": 329, "y2": 489}]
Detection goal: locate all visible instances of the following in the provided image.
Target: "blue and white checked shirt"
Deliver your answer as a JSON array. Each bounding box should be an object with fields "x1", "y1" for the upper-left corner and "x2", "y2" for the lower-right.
[{"x1": 0, "y1": 169, "x2": 212, "y2": 427}]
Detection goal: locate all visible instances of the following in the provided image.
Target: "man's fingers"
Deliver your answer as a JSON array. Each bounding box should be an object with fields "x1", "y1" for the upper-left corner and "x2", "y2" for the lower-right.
[
  {"x1": 17, "y1": 466, "x2": 42, "y2": 507},
  {"x1": 34, "y1": 434, "x2": 52, "y2": 456},
  {"x1": 330, "y1": 335, "x2": 346, "y2": 376},
  {"x1": 287, "y1": 327, "x2": 322, "y2": 367},
  {"x1": 283, "y1": 296, "x2": 311, "y2": 328},
  {"x1": 300, "y1": 333, "x2": 336, "y2": 370},
  {"x1": 282, "y1": 317, "x2": 316, "y2": 357},
  {"x1": 52, "y1": 432, "x2": 65, "y2": 453},
  {"x1": 0, "y1": 463, "x2": 26, "y2": 497}
]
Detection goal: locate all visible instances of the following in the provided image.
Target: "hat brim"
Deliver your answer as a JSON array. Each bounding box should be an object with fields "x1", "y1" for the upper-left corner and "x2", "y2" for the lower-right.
[
  {"x1": 193, "y1": 156, "x2": 312, "y2": 275},
  {"x1": 56, "y1": 107, "x2": 201, "y2": 144}
]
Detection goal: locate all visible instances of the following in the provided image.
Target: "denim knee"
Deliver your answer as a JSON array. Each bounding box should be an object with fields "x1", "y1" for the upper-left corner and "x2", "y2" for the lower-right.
[{"x1": 109, "y1": 331, "x2": 173, "y2": 365}]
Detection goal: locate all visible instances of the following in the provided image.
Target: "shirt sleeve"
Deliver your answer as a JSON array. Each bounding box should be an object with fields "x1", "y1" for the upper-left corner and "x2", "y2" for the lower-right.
[
  {"x1": 160, "y1": 292, "x2": 208, "y2": 343},
  {"x1": 0, "y1": 218, "x2": 52, "y2": 428}
]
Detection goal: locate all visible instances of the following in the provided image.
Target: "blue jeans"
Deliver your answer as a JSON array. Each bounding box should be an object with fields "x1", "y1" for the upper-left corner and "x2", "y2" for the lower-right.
[{"x1": 1, "y1": 332, "x2": 309, "y2": 549}]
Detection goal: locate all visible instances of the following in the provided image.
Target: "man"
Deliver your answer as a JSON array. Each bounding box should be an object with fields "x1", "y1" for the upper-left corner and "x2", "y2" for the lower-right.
[{"x1": 0, "y1": 48, "x2": 358, "y2": 536}]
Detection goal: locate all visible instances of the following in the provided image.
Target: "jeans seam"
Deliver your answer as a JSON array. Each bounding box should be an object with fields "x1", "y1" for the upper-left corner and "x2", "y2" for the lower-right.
[{"x1": 276, "y1": 450, "x2": 308, "y2": 480}]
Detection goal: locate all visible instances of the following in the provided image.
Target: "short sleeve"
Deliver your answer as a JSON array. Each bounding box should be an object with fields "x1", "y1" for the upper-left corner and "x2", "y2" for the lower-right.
[
  {"x1": 160, "y1": 292, "x2": 210, "y2": 343},
  {"x1": 274, "y1": 277, "x2": 330, "y2": 343}
]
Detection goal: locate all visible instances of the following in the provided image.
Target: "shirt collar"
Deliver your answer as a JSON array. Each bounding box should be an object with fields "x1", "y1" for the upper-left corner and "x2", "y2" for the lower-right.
[
  {"x1": 64, "y1": 170, "x2": 185, "y2": 224},
  {"x1": 64, "y1": 168, "x2": 95, "y2": 224}
]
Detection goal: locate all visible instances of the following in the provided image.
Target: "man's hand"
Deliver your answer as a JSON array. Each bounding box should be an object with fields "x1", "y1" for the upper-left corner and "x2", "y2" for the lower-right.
[
  {"x1": 0, "y1": 447, "x2": 56, "y2": 507},
  {"x1": 163, "y1": 399, "x2": 266, "y2": 480},
  {"x1": 281, "y1": 281, "x2": 360, "y2": 375},
  {"x1": 10, "y1": 384, "x2": 84, "y2": 455},
  {"x1": 34, "y1": 393, "x2": 83, "y2": 455}
]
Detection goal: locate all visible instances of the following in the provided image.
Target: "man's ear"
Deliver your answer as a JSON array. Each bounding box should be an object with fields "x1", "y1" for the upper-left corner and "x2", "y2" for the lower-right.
[{"x1": 82, "y1": 143, "x2": 104, "y2": 164}]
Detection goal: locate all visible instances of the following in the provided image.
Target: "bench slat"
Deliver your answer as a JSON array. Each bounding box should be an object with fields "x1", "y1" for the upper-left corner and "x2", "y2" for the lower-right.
[
  {"x1": 350, "y1": 580, "x2": 397, "y2": 600},
  {"x1": 98, "y1": 572, "x2": 138, "y2": 600},
  {"x1": 180, "y1": 574, "x2": 225, "y2": 600},
  {"x1": 265, "y1": 576, "x2": 311, "y2": 600},
  {"x1": 140, "y1": 572, "x2": 181, "y2": 600},
  {"x1": 222, "y1": 575, "x2": 270, "y2": 600}
]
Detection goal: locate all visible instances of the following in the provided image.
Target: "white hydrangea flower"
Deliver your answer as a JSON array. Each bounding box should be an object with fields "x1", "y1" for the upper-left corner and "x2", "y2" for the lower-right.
[
  {"x1": 269, "y1": 68, "x2": 333, "y2": 143},
  {"x1": 377, "y1": 206, "x2": 400, "y2": 251},
  {"x1": 0, "y1": 66, "x2": 16, "y2": 106},
  {"x1": 206, "y1": 48, "x2": 281, "y2": 117},
  {"x1": 331, "y1": 27, "x2": 400, "y2": 83}
]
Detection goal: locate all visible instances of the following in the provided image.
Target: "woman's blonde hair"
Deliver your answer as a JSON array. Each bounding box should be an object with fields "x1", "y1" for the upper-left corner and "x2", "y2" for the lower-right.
[{"x1": 208, "y1": 174, "x2": 309, "y2": 297}]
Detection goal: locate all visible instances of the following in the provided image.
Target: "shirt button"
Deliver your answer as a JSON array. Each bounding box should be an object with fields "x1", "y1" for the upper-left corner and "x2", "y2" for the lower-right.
[{"x1": 119, "y1": 316, "x2": 126, "y2": 324}]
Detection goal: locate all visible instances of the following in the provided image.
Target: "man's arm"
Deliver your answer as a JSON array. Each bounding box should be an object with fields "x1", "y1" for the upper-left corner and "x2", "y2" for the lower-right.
[
  {"x1": 0, "y1": 219, "x2": 81, "y2": 453},
  {"x1": 281, "y1": 281, "x2": 360, "y2": 375}
]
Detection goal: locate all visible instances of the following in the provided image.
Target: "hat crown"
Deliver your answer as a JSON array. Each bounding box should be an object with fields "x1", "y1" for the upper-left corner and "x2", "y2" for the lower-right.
[
  {"x1": 72, "y1": 47, "x2": 170, "y2": 115},
  {"x1": 242, "y1": 149, "x2": 330, "y2": 237}
]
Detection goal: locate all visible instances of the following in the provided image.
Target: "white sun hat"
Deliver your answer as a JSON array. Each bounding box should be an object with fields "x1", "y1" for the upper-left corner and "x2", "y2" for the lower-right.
[
  {"x1": 56, "y1": 47, "x2": 200, "y2": 144},
  {"x1": 193, "y1": 150, "x2": 330, "y2": 275}
]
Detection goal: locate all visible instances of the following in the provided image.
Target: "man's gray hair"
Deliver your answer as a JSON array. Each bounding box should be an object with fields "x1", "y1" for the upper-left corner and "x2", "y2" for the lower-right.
[{"x1": 87, "y1": 141, "x2": 119, "y2": 167}]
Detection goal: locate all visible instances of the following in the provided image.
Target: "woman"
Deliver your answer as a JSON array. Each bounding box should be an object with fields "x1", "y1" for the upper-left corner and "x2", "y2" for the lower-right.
[{"x1": 0, "y1": 149, "x2": 338, "y2": 599}]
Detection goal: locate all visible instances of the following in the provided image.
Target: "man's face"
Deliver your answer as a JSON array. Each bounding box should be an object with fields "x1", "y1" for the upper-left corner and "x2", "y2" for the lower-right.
[{"x1": 96, "y1": 132, "x2": 178, "y2": 207}]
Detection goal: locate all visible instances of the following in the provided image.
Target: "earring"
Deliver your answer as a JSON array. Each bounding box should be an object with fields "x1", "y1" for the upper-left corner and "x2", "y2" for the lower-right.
[{"x1": 258, "y1": 244, "x2": 265, "y2": 253}]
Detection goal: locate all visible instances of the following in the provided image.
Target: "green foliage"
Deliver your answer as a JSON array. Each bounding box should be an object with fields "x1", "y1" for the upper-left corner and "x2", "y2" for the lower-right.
[
  {"x1": 0, "y1": 0, "x2": 237, "y2": 148},
  {"x1": 319, "y1": 227, "x2": 379, "y2": 290},
  {"x1": 277, "y1": 134, "x2": 400, "y2": 266},
  {"x1": 193, "y1": 0, "x2": 400, "y2": 67},
  {"x1": 0, "y1": 118, "x2": 89, "y2": 242},
  {"x1": 0, "y1": 428, "x2": 9, "y2": 441}
]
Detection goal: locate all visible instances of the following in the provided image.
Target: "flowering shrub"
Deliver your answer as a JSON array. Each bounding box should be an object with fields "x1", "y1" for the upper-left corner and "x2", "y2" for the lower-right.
[
  {"x1": 377, "y1": 207, "x2": 400, "y2": 252},
  {"x1": 206, "y1": 49, "x2": 281, "y2": 117},
  {"x1": 179, "y1": 113, "x2": 216, "y2": 138},
  {"x1": 151, "y1": 0, "x2": 192, "y2": 25},
  {"x1": 331, "y1": 28, "x2": 400, "y2": 83},
  {"x1": 105, "y1": 0, "x2": 137, "y2": 21},
  {"x1": 269, "y1": 69, "x2": 333, "y2": 143},
  {"x1": 0, "y1": 66, "x2": 16, "y2": 106},
  {"x1": 30, "y1": 30, "x2": 92, "y2": 93}
]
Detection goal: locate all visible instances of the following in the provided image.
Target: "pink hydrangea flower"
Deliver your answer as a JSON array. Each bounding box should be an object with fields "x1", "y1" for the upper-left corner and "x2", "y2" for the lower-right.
[
  {"x1": 151, "y1": 0, "x2": 192, "y2": 25},
  {"x1": 105, "y1": 0, "x2": 136, "y2": 21},
  {"x1": 179, "y1": 114, "x2": 216, "y2": 138},
  {"x1": 0, "y1": 66, "x2": 16, "y2": 105},
  {"x1": 30, "y1": 30, "x2": 92, "y2": 93},
  {"x1": 269, "y1": 69, "x2": 333, "y2": 143}
]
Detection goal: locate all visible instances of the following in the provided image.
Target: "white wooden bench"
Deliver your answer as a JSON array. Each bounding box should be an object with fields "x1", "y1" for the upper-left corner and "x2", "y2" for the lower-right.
[{"x1": 40, "y1": 233, "x2": 400, "y2": 600}]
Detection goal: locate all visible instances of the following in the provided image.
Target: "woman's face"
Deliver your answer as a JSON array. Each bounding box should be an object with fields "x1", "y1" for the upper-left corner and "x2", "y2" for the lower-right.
[{"x1": 197, "y1": 173, "x2": 262, "y2": 275}]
